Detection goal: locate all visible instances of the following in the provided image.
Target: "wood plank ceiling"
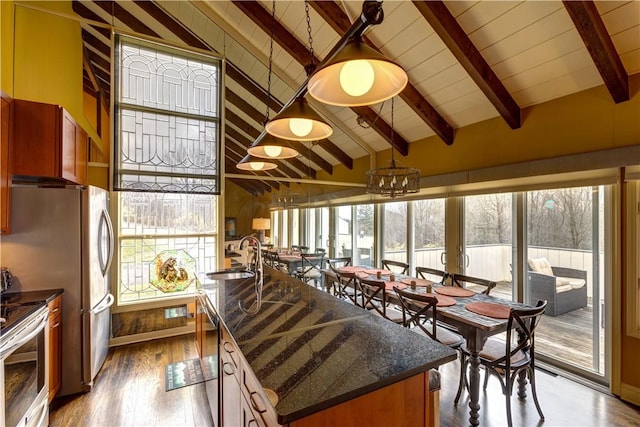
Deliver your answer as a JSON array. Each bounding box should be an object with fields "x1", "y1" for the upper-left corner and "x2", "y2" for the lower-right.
[{"x1": 73, "y1": 0, "x2": 639, "y2": 196}]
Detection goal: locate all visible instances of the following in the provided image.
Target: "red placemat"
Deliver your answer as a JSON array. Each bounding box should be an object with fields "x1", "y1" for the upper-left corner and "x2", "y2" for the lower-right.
[
  {"x1": 336, "y1": 266, "x2": 367, "y2": 273},
  {"x1": 364, "y1": 269, "x2": 392, "y2": 276},
  {"x1": 424, "y1": 293, "x2": 456, "y2": 307},
  {"x1": 434, "y1": 286, "x2": 475, "y2": 297},
  {"x1": 465, "y1": 301, "x2": 511, "y2": 319},
  {"x1": 384, "y1": 281, "x2": 407, "y2": 291},
  {"x1": 355, "y1": 271, "x2": 371, "y2": 279},
  {"x1": 401, "y1": 278, "x2": 434, "y2": 287}
]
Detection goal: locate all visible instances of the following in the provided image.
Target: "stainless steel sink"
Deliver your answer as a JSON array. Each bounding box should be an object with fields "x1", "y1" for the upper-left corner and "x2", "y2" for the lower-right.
[{"x1": 206, "y1": 269, "x2": 255, "y2": 281}]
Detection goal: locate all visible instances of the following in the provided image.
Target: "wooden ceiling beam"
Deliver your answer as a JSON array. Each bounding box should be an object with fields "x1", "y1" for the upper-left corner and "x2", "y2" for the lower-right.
[
  {"x1": 228, "y1": 177, "x2": 263, "y2": 196},
  {"x1": 412, "y1": 1, "x2": 521, "y2": 130},
  {"x1": 231, "y1": 0, "x2": 409, "y2": 156},
  {"x1": 563, "y1": 1, "x2": 629, "y2": 103},
  {"x1": 93, "y1": 1, "x2": 159, "y2": 38},
  {"x1": 310, "y1": 0, "x2": 454, "y2": 146},
  {"x1": 81, "y1": 29, "x2": 110, "y2": 58},
  {"x1": 72, "y1": 1, "x2": 111, "y2": 39}
]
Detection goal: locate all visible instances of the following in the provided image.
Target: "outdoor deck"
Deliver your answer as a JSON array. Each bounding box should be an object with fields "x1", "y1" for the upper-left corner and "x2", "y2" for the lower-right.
[{"x1": 491, "y1": 281, "x2": 605, "y2": 374}]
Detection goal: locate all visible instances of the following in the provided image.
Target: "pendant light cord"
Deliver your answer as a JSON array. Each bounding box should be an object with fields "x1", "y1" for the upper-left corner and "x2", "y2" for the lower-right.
[
  {"x1": 304, "y1": 0, "x2": 316, "y2": 75},
  {"x1": 264, "y1": 0, "x2": 276, "y2": 126}
]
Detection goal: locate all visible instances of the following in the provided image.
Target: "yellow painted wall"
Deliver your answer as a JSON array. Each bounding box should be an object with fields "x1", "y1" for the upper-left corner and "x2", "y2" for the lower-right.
[
  {"x1": 11, "y1": 1, "x2": 103, "y2": 149},
  {"x1": 0, "y1": 0, "x2": 15, "y2": 95}
]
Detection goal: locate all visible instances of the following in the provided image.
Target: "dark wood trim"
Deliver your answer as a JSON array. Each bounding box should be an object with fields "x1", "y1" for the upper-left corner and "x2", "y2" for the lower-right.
[
  {"x1": 412, "y1": 1, "x2": 521, "y2": 130},
  {"x1": 94, "y1": 1, "x2": 158, "y2": 38},
  {"x1": 81, "y1": 29, "x2": 110, "y2": 58},
  {"x1": 563, "y1": 1, "x2": 629, "y2": 103},
  {"x1": 232, "y1": 0, "x2": 409, "y2": 156},
  {"x1": 310, "y1": 0, "x2": 454, "y2": 146},
  {"x1": 72, "y1": 2, "x2": 111, "y2": 39}
]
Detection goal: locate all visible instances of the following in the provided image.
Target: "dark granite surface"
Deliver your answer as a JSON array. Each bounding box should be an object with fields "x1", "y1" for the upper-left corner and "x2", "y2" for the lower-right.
[{"x1": 199, "y1": 267, "x2": 457, "y2": 424}]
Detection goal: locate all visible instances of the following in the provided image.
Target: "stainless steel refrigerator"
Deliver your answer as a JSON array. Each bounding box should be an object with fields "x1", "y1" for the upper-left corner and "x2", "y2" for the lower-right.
[{"x1": 2, "y1": 185, "x2": 114, "y2": 396}]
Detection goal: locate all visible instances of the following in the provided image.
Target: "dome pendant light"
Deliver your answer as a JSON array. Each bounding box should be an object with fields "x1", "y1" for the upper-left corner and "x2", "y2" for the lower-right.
[
  {"x1": 265, "y1": 96, "x2": 333, "y2": 141},
  {"x1": 265, "y1": 1, "x2": 333, "y2": 142},
  {"x1": 308, "y1": 36, "x2": 408, "y2": 107},
  {"x1": 236, "y1": 153, "x2": 278, "y2": 171},
  {"x1": 247, "y1": 133, "x2": 298, "y2": 159}
]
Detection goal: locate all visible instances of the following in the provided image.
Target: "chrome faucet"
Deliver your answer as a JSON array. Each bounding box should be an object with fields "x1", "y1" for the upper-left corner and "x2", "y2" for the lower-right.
[{"x1": 238, "y1": 235, "x2": 264, "y2": 314}]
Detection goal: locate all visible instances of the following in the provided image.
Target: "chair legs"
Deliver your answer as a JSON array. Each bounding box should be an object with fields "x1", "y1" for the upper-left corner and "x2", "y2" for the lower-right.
[{"x1": 454, "y1": 352, "x2": 468, "y2": 405}]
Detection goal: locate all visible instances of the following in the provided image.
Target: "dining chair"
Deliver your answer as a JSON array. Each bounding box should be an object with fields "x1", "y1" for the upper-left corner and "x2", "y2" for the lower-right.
[
  {"x1": 454, "y1": 299, "x2": 548, "y2": 427},
  {"x1": 357, "y1": 276, "x2": 404, "y2": 323},
  {"x1": 327, "y1": 257, "x2": 359, "y2": 303},
  {"x1": 415, "y1": 266, "x2": 450, "y2": 285},
  {"x1": 294, "y1": 252, "x2": 326, "y2": 288},
  {"x1": 381, "y1": 259, "x2": 409, "y2": 275},
  {"x1": 450, "y1": 273, "x2": 497, "y2": 295},
  {"x1": 393, "y1": 286, "x2": 464, "y2": 348},
  {"x1": 266, "y1": 250, "x2": 287, "y2": 273}
]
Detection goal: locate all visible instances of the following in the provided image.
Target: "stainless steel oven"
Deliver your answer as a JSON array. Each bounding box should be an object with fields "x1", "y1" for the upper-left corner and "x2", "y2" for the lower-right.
[{"x1": 1, "y1": 305, "x2": 49, "y2": 427}]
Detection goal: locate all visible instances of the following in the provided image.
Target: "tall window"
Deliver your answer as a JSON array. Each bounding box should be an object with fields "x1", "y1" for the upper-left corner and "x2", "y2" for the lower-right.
[{"x1": 114, "y1": 35, "x2": 221, "y2": 304}]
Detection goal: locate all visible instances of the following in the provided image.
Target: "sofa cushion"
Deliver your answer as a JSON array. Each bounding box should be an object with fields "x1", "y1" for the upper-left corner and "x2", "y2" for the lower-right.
[
  {"x1": 556, "y1": 276, "x2": 586, "y2": 289},
  {"x1": 528, "y1": 258, "x2": 553, "y2": 276}
]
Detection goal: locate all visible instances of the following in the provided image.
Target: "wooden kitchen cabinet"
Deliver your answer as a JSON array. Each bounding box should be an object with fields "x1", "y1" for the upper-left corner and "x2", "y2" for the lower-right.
[
  {"x1": 1, "y1": 93, "x2": 11, "y2": 234},
  {"x1": 48, "y1": 294, "x2": 63, "y2": 402},
  {"x1": 12, "y1": 99, "x2": 88, "y2": 185}
]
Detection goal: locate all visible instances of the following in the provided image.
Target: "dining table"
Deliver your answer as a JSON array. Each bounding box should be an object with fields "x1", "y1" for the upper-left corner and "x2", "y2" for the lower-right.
[{"x1": 335, "y1": 267, "x2": 537, "y2": 427}]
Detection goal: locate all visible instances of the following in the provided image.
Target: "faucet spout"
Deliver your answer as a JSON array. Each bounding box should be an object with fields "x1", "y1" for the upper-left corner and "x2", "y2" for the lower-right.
[{"x1": 238, "y1": 235, "x2": 264, "y2": 314}]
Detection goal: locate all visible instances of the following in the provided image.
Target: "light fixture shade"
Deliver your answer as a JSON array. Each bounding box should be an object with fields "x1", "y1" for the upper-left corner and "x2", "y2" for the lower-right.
[
  {"x1": 236, "y1": 154, "x2": 278, "y2": 171},
  {"x1": 252, "y1": 217, "x2": 271, "y2": 230},
  {"x1": 308, "y1": 37, "x2": 408, "y2": 107},
  {"x1": 366, "y1": 164, "x2": 420, "y2": 198},
  {"x1": 265, "y1": 97, "x2": 333, "y2": 141},
  {"x1": 247, "y1": 133, "x2": 299, "y2": 159}
]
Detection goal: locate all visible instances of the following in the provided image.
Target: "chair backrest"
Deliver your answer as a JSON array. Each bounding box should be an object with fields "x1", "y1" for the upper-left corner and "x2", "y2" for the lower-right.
[
  {"x1": 265, "y1": 250, "x2": 281, "y2": 268},
  {"x1": 358, "y1": 276, "x2": 392, "y2": 316},
  {"x1": 496, "y1": 300, "x2": 547, "y2": 370},
  {"x1": 299, "y1": 245, "x2": 310, "y2": 253},
  {"x1": 316, "y1": 248, "x2": 326, "y2": 254},
  {"x1": 450, "y1": 273, "x2": 496, "y2": 295},
  {"x1": 327, "y1": 257, "x2": 352, "y2": 272},
  {"x1": 381, "y1": 259, "x2": 409, "y2": 274},
  {"x1": 393, "y1": 286, "x2": 438, "y2": 339},
  {"x1": 299, "y1": 252, "x2": 325, "y2": 276},
  {"x1": 415, "y1": 266, "x2": 449, "y2": 285}
]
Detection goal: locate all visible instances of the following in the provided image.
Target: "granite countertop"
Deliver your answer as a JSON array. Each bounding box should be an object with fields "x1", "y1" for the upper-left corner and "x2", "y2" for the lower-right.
[
  {"x1": 1, "y1": 289, "x2": 64, "y2": 335},
  {"x1": 199, "y1": 267, "x2": 457, "y2": 424},
  {"x1": 1, "y1": 288, "x2": 63, "y2": 306}
]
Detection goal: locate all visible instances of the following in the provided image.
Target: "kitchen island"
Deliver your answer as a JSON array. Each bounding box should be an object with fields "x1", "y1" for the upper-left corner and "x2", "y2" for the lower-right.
[{"x1": 197, "y1": 266, "x2": 457, "y2": 426}]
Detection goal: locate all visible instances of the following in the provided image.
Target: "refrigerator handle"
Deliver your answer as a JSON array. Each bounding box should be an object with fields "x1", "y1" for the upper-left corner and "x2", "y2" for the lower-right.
[
  {"x1": 93, "y1": 293, "x2": 115, "y2": 315},
  {"x1": 99, "y1": 208, "x2": 115, "y2": 277}
]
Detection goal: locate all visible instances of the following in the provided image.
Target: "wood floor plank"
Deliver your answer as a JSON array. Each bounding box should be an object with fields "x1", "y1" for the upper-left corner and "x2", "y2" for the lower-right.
[{"x1": 49, "y1": 334, "x2": 639, "y2": 426}]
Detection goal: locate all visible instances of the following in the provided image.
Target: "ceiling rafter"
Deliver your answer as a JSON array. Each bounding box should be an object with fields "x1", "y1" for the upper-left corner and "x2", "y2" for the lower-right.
[
  {"x1": 563, "y1": 1, "x2": 629, "y2": 103},
  {"x1": 412, "y1": 0, "x2": 521, "y2": 130},
  {"x1": 309, "y1": 0, "x2": 454, "y2": 146},
  {"x1": 231, "y1": 0, "x2": 410, "y2": 157}
]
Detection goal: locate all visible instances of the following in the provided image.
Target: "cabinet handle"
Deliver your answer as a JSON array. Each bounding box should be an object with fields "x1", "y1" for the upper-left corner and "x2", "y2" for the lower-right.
[
  {"x1": 223, "y1": 341, "x2": 235, "y2": 354},
  {"x1": 249, "y1": 391, "x2": 267, "y2": 414},
  {"x1": 51, "y1": 322, "x2": 61, "y2": 328},
  {"x1": 50, "y1": 307, "x2": 60, "y2": 313},
  {"x1": 247, "y1": 420, "x2": 259, "y2": 427},
  {"x1": 222, "y1": 362, "x2": 234, "y2": 376}
]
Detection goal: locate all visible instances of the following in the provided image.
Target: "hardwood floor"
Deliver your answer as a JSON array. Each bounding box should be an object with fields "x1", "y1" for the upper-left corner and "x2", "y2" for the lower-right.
[
  {"x1": 49, "y1": 334, "x2": 640, "y2": 427},
  {"x1": 49, "y1": 335, "x2": 212, "y2": 427}
]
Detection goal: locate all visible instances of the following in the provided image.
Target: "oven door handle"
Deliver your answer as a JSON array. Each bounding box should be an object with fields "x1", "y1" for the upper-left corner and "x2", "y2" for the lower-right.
[{"x1": 0, "y1": 309, "x2": 48, "y2": 356}]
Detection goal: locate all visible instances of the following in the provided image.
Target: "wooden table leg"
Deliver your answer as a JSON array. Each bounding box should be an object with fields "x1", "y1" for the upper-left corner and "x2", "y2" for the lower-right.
[{"x1": 464, "y1": 330, "x2": 487, "y2": 427}]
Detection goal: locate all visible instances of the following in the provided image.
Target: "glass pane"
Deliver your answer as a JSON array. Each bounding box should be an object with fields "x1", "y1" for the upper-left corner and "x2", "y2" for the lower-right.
[
  {"x1": 355, "y1": 204, "x2": 374, "y2": 266},
  {"x1": 119, "y1": 235, "x2": 216, "y2": 303},
  {"x1": 116, "y1": 109, "x2": 219, "y2": 193},
  {"x1": 337, "y1": 206, "x2": 352, "y2": 258},
  {"x1": 413, "y1": 198, "x2": 446, "y2": 271},
  {"x1": 291, "y1": 209, "x2": 299, "y2": 246},
  {"x1": 281, "y1": 210, "x2": 289, "y2": 248},
  {"x1": 526, "y1": 186, "x2": 605, "y2": 375},
  {"x1": 383, "y1": 202, "x2": 407, "y2": 264},
  {"x1": 464, "y1": 193, "x2": 513, "y2": 299},
  {"x1": 119, "y1": 192, "x2": 216, "y2": 235},
  {"x1": 120, "y1": 40, "x2": 220, "y2": 117}
]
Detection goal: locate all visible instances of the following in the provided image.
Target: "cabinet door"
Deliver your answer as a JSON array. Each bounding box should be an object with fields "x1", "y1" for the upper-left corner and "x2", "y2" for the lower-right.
[
  {"x1": 1, "y1": 95, "x2": 10, "y2": 234},
  {"x1": 61, "y1": 111, "x2": 87, "y2": 185},
  {"x1": 221, "y1": 352, "x2": 241, "y2": 427}
]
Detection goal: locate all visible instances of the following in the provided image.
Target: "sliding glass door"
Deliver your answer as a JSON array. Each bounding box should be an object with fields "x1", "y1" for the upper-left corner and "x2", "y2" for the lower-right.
[
  {"x1": 526, "y1": 185, "x2": 607, "y2": 379},
  {"x1": 413, "y1": 198, "x2": 446, "y2": 272}
]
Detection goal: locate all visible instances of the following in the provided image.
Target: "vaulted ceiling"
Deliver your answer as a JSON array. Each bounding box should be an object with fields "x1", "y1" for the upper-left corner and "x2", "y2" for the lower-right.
[{"x1": 73, "y1": 0, "x2": 640, "y2": 196}]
